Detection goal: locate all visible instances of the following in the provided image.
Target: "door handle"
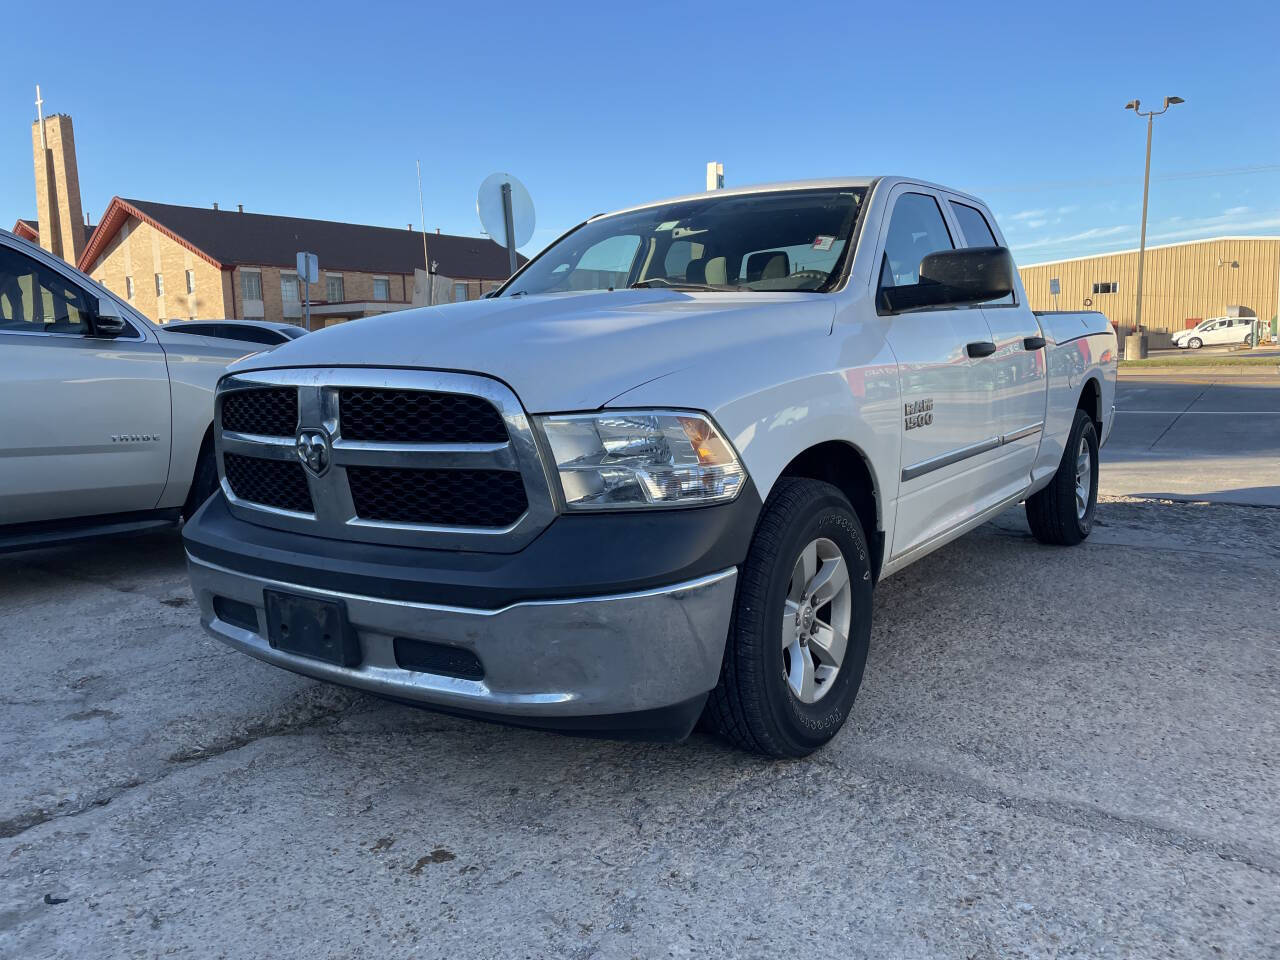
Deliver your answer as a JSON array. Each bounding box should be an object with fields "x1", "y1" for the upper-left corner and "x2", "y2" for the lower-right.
[
  {"x1": 1023, "y1": 336, "x2": 1047, "y2": 351},
  {"x1": 966, "y1": 341, "x2": 997, "y2": 358}
]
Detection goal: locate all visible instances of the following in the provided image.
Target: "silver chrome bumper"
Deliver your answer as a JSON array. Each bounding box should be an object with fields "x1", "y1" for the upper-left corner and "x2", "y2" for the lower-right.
[{"x1": 186, "y1": 553, "x2": 736, "y2": 718}]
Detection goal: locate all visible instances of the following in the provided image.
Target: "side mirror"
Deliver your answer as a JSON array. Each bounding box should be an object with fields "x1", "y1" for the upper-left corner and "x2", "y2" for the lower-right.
[
  {"x1": 880, "y1": 246, "x2": 1016, "y2": 313},
  {"x1": 89, "y1": 297, "x2": 128, "y2": 338}
]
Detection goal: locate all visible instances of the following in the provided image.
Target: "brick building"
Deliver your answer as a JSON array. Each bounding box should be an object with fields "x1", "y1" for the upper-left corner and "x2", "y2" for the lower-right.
[
  {"x1": 78, "y1": 199, "x2": 520, "y2": 326},
  {"x1": 17, "y1": 103, "x2": 520, "y2": 326}
]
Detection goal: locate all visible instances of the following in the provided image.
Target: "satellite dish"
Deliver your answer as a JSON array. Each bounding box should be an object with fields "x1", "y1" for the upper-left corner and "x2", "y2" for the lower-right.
[{"x1": 477, "y1": 173, "x2": 535, "y2": 250}]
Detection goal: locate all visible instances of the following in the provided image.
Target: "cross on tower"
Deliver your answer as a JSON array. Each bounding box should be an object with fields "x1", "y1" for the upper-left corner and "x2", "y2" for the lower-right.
[{"x1": 35, "y1": 84, "x2": 46, "y2": 150}]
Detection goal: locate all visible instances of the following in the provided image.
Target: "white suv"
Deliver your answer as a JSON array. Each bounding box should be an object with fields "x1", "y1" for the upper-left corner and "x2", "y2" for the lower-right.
[{"x1": 0, "y1": 229, "x2": 268, "y2": 551}]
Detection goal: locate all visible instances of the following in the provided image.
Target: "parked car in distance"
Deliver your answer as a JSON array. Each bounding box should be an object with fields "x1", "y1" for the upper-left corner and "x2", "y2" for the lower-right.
[
  {"x1": 164, "y1": 319, "x2": 308, "y2": 346},
  {"x1": 0, "y1": 228, "x2": 268, "y2": 552},
  {"x1": 183, "y1": 177, "x2": 1117, "y2": 757},
  {"x1": 1171, "y1": 316, "x2": 1254, "y2": 349}
]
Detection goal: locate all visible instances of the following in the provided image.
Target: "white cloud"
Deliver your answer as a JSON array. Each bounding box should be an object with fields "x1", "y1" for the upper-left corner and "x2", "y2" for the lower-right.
[
  {"x1": 1027, "y1": 219, "x2": 1048, "y2": 229},
  {"x1": 1012, "y1": 224, "x2": 1132, "y2": 253},
  {"x1": 1008, "y1": 208, "x2": 1048, "y2": 222},
  {"x1": 1056, "y1": 205, "x2": 1079, "y2": 215},
  {"x1": 1012, "y1": 207, "x2": 1280, "y2": 261}
]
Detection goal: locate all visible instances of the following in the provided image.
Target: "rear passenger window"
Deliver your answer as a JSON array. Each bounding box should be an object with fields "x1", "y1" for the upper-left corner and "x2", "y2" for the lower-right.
[
  {"x1": 878, "y1": 193, "x2": 954, "y2": 292},
  {"x1": 952, "y1": 203, "x2": 998, "y2": 247},
  {"x1": 951, "y1": 202, "x2": 1014, "y2": 305}
]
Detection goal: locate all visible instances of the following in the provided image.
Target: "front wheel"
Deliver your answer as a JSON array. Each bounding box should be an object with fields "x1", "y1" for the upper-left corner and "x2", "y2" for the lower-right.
[
  {"x1": 1025, "y1": 408, "x2": 1098, "y2": 546},
  {"x1": 705, "y1": 478, "x2": 873, "y2": 757},
  {"x1": 1188, "y1": 337, "x2": 1203, "y2": 349},
  {"x1": 182, "y1": 438, "x2": 219, "y2": 521}
]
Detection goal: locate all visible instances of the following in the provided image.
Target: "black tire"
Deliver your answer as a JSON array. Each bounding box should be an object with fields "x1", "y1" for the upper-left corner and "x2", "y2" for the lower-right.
[
  {"x1": 1189, "y1": 337, "x2": 1202, "y2": 349},
  {"x1": 182, "y1": 434, "x2": 219, "y2": 521},
  {"x1": 705, "y1": 478, "x2": 873, "y2": 758},
  {"x1": 1025, "y1": 408, "x2": 1098, "y2": 546}
]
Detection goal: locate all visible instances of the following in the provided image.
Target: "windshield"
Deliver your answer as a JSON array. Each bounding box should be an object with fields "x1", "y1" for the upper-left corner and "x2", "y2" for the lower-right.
[{"x1": 505, "y1": 187, "x2": 866, "y2": 297}]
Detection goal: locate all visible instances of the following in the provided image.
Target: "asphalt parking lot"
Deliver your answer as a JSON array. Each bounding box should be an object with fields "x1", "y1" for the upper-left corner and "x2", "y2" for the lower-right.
[{"x1": 3, "y1": 373, "x2": 1278, "y2": 959}]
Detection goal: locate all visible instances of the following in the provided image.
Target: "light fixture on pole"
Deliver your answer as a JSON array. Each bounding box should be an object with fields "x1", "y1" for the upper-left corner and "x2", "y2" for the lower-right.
[{"x1": 1124, "y1": 95, "x2": 1184, "y2": 359}]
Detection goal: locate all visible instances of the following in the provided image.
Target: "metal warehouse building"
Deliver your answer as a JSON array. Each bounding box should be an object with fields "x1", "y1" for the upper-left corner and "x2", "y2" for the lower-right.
[{"x1": 1018, "y1": 236, "x2": 1279, "y2": 335}]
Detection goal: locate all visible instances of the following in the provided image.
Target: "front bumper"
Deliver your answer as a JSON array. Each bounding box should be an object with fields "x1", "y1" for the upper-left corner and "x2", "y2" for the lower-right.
[{"x1": 187, "y1": 553, "x2": 736, "y2": 736}]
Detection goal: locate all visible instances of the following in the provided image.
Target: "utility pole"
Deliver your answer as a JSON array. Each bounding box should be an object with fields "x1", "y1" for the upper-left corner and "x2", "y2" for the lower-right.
[{"x1": 1124, "y1": 95, "x2": 1184, "y2": 359}]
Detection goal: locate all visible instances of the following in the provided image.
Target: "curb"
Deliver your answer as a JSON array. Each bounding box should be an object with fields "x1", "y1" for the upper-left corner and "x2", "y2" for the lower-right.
[{"x1": 1118, "y1": 365, "x2": 1280, "y2": 378}]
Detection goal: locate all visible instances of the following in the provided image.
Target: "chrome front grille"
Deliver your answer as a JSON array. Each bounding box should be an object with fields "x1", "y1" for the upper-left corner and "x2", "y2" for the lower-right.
[
  {"x1": 214, "y1": 369, "x2": 555, "y2": 553},
  {"x1": 338, "y1": 388, "x2": 509, "y2": 443},
  {"x1": 346, "y1": 466, "x2": 528, "y2": 526},
  {"x1": 223, "y1": 453, "x2": 315, "y2": 514},
  {"x1": 221, "y1": 387, "x2": 299, "y2": 437}
]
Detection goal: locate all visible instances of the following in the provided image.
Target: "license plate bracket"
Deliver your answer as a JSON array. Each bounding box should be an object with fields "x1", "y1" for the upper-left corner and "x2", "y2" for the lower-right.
[{"x1": 264, "y1": 591, "x2": 361, "y2": 667}]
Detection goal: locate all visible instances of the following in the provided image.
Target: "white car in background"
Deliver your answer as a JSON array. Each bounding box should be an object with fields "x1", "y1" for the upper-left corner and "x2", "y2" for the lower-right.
[
  {"x1": 0, "y1": 228, "x2": 268, "y2": 551},
  {"x1": 1171, "y1": 316, "x2": 1254, "y2": 349}
]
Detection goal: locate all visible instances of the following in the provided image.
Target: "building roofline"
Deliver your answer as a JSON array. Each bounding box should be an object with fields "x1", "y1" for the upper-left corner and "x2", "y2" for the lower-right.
[
  {"x1": 1020, "y1": 235, "x2": 1280, "y2": 269},
  {"x1": 78, "y1": 197, "x2": 227, "y2": 272},
  {"x1": 11, "y1": 219, "x2": 40, "y2": 242}
]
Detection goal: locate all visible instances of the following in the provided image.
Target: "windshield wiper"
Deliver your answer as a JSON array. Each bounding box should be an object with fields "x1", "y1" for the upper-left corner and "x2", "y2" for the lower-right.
[{"x1": 629, "y1": 277, "x2": 746, "y2": 292}]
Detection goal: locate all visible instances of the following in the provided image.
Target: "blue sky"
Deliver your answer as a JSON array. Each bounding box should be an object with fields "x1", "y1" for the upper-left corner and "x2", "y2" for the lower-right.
[{"x1": 5, "y1": 0, "x2": 1278, "y2": 265}]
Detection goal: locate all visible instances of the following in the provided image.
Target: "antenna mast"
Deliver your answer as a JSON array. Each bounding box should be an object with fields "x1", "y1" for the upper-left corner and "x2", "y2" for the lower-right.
[{"x1": 416, "y1": 160, "x2": 432, "y2": 306}]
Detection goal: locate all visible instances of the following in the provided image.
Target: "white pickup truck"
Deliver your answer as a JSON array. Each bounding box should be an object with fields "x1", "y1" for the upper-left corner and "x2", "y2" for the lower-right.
[
  {"x1": 183, "y1": 178, "x2": 1116, "y2": 757},
  {"x1": 0, "y1": 228, "x2": 267, "y2": 551}
]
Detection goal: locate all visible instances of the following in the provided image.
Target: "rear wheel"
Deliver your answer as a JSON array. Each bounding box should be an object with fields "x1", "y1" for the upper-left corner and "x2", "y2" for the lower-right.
[
  {"x1": 1025, "y1": 408, "x2": 1098, "y2": 546},
  {"x1": 705, "y1": 478, "x2": 873, "y2": 757}
]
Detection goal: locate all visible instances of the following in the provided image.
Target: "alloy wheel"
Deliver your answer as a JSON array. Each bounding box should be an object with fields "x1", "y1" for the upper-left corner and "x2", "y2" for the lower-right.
[
  {"x1": 781, "y1": 537, "x2": 852, "y2": 704},
  {"x1": 1074, "y1": 436, "x2": 1092, "y2": 521}
]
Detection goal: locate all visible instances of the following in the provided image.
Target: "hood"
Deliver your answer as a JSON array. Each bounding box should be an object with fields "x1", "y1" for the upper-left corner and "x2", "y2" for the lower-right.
[{"x1": 229, "y1": 289, "x2": 836, "y2": 411}]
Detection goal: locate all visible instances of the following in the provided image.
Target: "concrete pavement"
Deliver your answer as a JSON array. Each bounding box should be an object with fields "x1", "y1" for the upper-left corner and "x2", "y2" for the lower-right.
[
  {"x1": 3, "y1": 494, "x2": 1278, "y2": 958},
  {"x1": 1104, "y1": 372, "x2": 1280, "y2": 507}
]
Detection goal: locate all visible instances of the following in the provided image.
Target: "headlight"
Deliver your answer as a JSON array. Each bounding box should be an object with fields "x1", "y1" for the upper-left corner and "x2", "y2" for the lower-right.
[{"x1": 537, "y1": 410, "x2": 745, "y2": 510}]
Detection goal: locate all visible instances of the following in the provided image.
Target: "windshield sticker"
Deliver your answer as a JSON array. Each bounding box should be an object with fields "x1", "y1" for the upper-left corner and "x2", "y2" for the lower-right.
[
  {"x1": 812, "y1": 235, "x2": 835, "y2": 251},
  {"x1": 655, "y1": 220, "x2": 681, "y2": 232}
]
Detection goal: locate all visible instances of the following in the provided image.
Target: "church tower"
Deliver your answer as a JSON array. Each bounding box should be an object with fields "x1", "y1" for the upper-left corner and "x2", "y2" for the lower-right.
[{"x1": 31, "y1": 86, "x2": 87, "y2": 265}]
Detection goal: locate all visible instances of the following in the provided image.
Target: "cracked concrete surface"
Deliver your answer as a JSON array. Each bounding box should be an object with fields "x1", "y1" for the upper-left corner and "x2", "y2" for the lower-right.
[{"x1": 2, "y1": 496, "x2": 1278, "y2": 959}]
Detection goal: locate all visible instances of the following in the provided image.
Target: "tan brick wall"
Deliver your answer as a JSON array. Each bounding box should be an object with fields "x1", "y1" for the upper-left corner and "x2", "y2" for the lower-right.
[
  {"x1": 87, "y1": 216, "x2": 228, "y2": 323},
  {"x1": 230, "y1": 264, "x2": 412, "y2": 324}
]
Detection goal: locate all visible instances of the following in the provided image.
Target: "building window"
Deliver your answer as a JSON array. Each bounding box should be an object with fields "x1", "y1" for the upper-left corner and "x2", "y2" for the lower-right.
[
  {"x1": 373, "y1": 277, "x2": 390, "y2": 301},
  {"x1": 454, "y1": 282, "x2": 468, "y2": 302},
  {"x1": 155, "y1": 273, "x2": 164, "y2": 296},
  {"x1": 326, "y1": 274, "x2": 345, "y2": 302},
  {"x1": 281, "y1": 273, "x2": 300, "y2": 303},
  {"x1": 125, "y1": 276, "x2": 135, "y2": 299},
  {"x1": 241, "y1": 270, "x2": 262, "y2": 301},
  {"x1": 185, "y1": 270, "x2": 195, "y2": 294},
  {"x1": 1092, "y1": 281, "x2": 1118, "y2": 294}
]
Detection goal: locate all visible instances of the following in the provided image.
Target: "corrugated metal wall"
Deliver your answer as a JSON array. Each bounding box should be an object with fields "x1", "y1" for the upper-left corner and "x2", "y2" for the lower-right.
[{"x1": 1018, "y1": 237, "x2": 1280, "y2": 332}]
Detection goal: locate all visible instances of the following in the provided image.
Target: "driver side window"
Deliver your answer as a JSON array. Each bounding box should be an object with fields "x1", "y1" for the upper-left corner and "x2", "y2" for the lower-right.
[
  {"x1": 878, "y1": 193, "x2": 955, "y2": 294},
  {"x1": 0, "y1": 246, "x2": 93, "y2": 334}
]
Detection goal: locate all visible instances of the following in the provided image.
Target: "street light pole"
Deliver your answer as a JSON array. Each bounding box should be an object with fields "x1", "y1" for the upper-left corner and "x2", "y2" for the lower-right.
[{"x1": 1124, "y1": 95, "x2": 1184, "y2": 359}]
